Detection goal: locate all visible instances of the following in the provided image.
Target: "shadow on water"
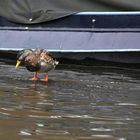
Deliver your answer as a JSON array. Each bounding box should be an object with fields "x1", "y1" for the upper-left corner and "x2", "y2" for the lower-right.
[{"x1": 0, "y1": 63, "x2": 139, "y2": 140}]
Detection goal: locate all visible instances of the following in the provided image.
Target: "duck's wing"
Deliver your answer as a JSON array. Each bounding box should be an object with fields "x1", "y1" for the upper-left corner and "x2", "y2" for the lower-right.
[
  {"x1": 40, "y1": 50, "x2": 59, "y2": 66},
  {"x1": 34, "y1": 48, "x2": 43, "y2": 54},
  {"x1": 43, "y1": 49, "x2": 55, "y2": 59}
]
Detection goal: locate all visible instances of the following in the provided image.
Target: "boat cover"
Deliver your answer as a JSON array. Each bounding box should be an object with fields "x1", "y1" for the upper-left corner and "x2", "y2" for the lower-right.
[{"x1": 0, "y1": 0, "x2": 140, "y2": 24}]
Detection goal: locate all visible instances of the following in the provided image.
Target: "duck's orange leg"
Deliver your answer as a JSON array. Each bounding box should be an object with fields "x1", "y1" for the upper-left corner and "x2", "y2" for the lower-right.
[
  {"x1": 29, "y1": 72, "x2": 38, "y2": 81},
  {"x1": 40, "y1": 73, "x2": 49, "y2": 82}
]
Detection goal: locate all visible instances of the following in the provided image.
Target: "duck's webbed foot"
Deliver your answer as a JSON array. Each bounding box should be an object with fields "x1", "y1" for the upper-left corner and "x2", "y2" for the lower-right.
[
  {"x1": 29, "y1": 72, "x2": 38, "y2": 81},
  {"x1": 40, "y1": 73, "x2": 49, "y2": 82}
]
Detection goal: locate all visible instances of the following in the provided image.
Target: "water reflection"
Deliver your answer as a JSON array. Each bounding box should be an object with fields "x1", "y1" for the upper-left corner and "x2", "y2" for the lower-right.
[{"x1": 0, "y1": 64, "x2": 139, "y2": 140}]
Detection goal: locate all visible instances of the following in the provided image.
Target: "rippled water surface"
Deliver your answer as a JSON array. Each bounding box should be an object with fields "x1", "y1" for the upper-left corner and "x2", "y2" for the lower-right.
[{"x1": 0, "y1": 63, "x2": 139, "y2": 140}]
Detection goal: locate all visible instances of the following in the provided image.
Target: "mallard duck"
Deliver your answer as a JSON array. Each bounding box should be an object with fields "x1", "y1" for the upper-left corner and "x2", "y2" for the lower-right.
[{"x1": 15, "y1": 48, "x2": 59, "y2": 81}]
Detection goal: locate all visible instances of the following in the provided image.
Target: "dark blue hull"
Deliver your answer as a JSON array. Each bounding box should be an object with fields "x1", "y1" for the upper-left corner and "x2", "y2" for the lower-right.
[{"x1": 0, "y1": 12, "x2": 140, "y2": 64}]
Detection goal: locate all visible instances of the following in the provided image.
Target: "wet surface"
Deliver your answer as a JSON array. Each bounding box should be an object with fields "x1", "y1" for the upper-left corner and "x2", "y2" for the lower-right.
[{"x1": 0, "y1": 63, "x2": 139, "y2": 140}]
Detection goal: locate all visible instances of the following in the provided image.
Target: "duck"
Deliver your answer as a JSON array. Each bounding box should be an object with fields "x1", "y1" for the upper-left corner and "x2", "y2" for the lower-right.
[{"x1": 15, "y1": 48, "x2": 59, "y2": 81}]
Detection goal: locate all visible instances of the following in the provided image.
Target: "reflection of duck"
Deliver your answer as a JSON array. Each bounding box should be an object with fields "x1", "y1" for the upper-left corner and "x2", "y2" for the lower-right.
[{"x1": 16, "y1": 48, "x2": 59, "y2": 81}]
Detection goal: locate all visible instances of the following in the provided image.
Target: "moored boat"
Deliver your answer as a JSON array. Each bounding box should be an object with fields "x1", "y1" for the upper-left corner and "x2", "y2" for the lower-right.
[{"x1": 0, "y1": 0, "x2": 140, "y2": 64}]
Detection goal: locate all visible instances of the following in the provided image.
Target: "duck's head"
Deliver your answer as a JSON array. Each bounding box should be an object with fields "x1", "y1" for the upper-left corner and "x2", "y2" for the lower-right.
[{"x1": 15, "y1": 49, "x2": 33, "y2": 68}]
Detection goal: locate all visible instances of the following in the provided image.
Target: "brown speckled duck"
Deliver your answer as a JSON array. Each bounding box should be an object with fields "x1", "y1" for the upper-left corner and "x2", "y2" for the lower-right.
[{"x1": 15, "y1": 48, "x2": 59, "y2": 81}]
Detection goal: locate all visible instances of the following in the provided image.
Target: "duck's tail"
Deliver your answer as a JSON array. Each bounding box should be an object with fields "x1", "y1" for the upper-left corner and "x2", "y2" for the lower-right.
[{"x1": 55, "y1": 61, "x2": 59, "y2": 66}]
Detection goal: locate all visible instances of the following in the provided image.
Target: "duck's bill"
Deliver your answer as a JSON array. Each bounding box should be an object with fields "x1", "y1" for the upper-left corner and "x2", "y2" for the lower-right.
[{"x1": 15, "y1": 60, "x2": 21, "y2": 68}]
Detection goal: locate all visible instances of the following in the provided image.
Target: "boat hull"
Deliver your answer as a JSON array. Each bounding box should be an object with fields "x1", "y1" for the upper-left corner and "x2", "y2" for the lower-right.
[{"x1": 0, "y1": 12, "x2": 140, "y2": 64}]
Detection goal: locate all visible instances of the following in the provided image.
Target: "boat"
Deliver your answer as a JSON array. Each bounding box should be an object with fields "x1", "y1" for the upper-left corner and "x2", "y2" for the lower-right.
[{"x1": 0, "y1": 0, "x2": 140, "y2": 65}]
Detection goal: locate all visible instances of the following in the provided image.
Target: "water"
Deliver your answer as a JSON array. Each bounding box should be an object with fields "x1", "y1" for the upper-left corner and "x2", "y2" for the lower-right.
[{"x1": 0, "y1": 63, "x2": 139, "y2": 140}]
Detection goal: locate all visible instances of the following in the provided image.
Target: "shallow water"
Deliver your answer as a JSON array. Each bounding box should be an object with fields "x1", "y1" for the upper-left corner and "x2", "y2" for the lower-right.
[{"x1": 0, "y1": 63, "x2": 139, "y2": 140}]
